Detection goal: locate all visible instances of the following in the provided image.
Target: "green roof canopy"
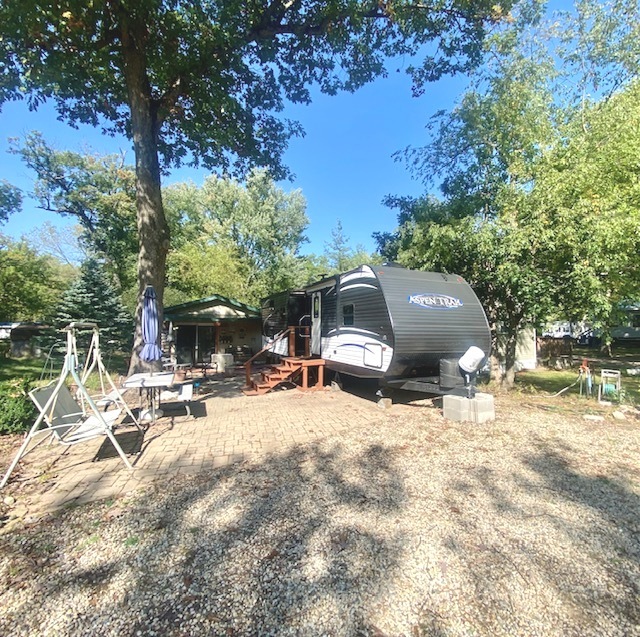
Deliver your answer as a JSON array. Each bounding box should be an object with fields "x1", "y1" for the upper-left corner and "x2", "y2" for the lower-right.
[{"x1": 164, "y1": 295, "x2": 260, "y2": 324}]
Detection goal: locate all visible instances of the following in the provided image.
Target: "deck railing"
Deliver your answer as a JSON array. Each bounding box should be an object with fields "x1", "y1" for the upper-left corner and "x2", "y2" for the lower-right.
[{"x1": 244, "y1": 326, "x2": 310, "y2": 388}]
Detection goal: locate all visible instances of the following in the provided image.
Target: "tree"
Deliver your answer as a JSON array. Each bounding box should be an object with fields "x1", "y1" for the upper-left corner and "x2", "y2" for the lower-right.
[
  {"x1": 165, "y1": 169, "x2": 311, "y2": 302},
  {"x1": 48, "y1": 257, "x2": 133, "y2": 354},
  {"x1": 527, "y1": 80, "x2": 640, "y2": 349},
  {"x1": 0, "y1": 180, "x2": 22, "y2": 223},
  {"x1": 165, "y1": 240, "x2": 251, "y2": 305},
  {"x1": 381, "y1": 4, "x2": 559, "y2": 387},
  {"x1": 382, "y1": 196, "x2": 554, "y2": 387},
  {"x1": 0, "y1": 0, "x2": 512, "y2": 372},
  {"x1": 27, "y1": 221, "x2": 87, "y2": 268},
  {"x1": 383, "y1": 0, "x2": 640, "y2": 383},
  {"x1": 11, "y1": 133, "x2": 138, "y2": 291},
  {"x1": 0, "y1": 235, "x2": 74, "y2": 322},
  {"x1": 552, "y1": 0, "x2": 640, "y2": 108},
  {"x1": 324, "y1": 219, "x2": 380, "y2": 274}
]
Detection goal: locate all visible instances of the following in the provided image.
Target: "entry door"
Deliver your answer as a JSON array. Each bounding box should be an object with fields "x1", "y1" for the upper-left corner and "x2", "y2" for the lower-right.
[{"x1": 311, "y1": 291, "x2": 322, "y2": 355}]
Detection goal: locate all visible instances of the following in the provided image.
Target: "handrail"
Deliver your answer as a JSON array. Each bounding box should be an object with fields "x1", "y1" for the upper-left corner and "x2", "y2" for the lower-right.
[{"x1": 244, "y1": 328, "x2": 293, "y2": 387}]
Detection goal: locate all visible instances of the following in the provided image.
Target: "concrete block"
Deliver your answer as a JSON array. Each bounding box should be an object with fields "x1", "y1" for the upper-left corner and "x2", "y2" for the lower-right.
[
  {"x1": 470, "y1": 392, "x2": 495, "y2": 423},
  {"x1": 443, "y1": 395, "x2": 470, "y2": 422},
  {"x1": 443, "y1": 392, "x2": 495, "y2": 423}
]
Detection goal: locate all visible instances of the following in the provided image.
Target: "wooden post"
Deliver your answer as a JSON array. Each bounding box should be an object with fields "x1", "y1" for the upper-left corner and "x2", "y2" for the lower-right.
[
  {"x1": 317, "y1": 363, "x2": 324, "y2": 388},
  {"x1": 288, "y1": 327, "x2": 295, "y2": 357},
  {"x1": 302, "y1": 365, "x2": 308, "y2": 390},
  {"x1": 304, "y1": 326, "x2": 310, "y2": 357}
]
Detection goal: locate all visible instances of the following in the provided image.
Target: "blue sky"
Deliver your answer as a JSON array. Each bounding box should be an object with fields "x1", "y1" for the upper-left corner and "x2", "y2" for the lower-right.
[{"x1": 0, "y1": 63, "x2": 469, "y2": 258}]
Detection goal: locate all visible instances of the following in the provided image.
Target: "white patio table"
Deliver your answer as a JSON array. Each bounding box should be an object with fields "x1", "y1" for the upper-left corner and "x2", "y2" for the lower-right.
[{"x1": 123, "y1": 371, "x2": 175, "y2": 423}]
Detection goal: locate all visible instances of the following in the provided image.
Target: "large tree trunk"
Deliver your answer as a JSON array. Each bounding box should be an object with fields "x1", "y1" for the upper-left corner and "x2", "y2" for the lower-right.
[
  {"x1": 121, "y1": 15, "x2": 170, "y2": 375},
  {"x1": 501, "y1": 329, "x2": 518, "y2": 390}
]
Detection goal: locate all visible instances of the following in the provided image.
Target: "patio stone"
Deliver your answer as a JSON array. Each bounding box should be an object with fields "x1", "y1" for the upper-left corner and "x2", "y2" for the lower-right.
[{"x1": 1, "y1": 372, "x2": 386, "y2": 513}]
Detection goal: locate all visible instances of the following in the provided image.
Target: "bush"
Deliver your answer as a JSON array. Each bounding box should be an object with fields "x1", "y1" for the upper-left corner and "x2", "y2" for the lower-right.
[{"x1": 0, "y1": 378, "x2": 35, "y2": 435}]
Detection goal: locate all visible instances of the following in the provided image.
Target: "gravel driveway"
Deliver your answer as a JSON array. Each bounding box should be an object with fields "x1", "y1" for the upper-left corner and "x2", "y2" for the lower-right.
[{"x1": 0, "y1": 387, "x2": 639, "y2": 636}]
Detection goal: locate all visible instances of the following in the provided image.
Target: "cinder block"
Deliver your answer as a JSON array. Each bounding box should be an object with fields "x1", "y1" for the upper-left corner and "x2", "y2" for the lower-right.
[
  {"x1": 471, "y1": 392, "x2": 495, "y2": 423},
  {"x1": 443, "y1": 395, "x2": 470, "y2": 422},
  {"x1": 443, "y1": 392, "x2": 495, "y2": 423}
]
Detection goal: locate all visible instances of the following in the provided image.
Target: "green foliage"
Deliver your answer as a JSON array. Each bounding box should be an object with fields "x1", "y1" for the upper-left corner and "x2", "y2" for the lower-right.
[
  {"x1": 528, "y1": 81, "x2": 640, "y2": 330},
  {"x1": 165, "y1": 169, "x2": 311, "y2": 302},
  {"x1": 553, "y1": 0, "x2": 640, "y2": 106},
  {"x1": 166, "y1": 240, "x2": 251, "y2": 302},
  {"x1": 11, "y1": 133, "x2": 138, "y2": 291},
  {"x1": 46, "y1": 258, "x2": 133, "y2": 354},
  {"x1": 323, "y1": 220, "x2": 381, "y2": 274},
  {"x1": 0, "y1": 1, "x2": 509, "y2": 178},
  {"x1": 0, "y1": 180, "x2": 22, "y2": 223},
  {"x1": 383, "y1": 1, "x2": 640, "y2": 388},
  {"x1": 0, "y1": 235, "x2": 75, "y2": 322},
  {"x1": 0, "y1": 378, "x2": 35, "y2": 435},
  {"x1": 0, "y1": 0, "x2": 511, "y2": 373}
]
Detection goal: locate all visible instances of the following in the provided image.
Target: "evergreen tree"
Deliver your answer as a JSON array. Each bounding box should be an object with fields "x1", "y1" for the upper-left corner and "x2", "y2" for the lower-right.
[
  {"x1": 47, "y1": 258, "x2": 133, "y2": 355},
  {"x1": 323, "y1": 220, "x2": 379, "y2": 274}
]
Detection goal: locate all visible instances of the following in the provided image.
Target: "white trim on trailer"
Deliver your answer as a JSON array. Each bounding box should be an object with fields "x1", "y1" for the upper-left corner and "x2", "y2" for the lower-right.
[
  {"x1": 340, "y1": 266, "x2": 376, "y2": 284},
  {"x1": 327, "y1": 326, "x2": 380, "y2": 337},
  {"x1": 320, "y1": 333, "x2": 393, "y2": 373},
  {"x1": 339, "y1": 283, "x2": 378, "y2": 292},
  {"x1": 262, "y1": 335, "x2": 289, "y2": 357}
]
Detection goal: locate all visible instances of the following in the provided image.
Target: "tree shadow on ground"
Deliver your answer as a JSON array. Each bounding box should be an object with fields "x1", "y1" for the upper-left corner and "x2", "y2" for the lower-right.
[
  {"x1": 415, "y1": 437, "x2": 640, "y2": 636},
  {"x1": 0, "y1": 439, "x2": 407, "y2": 636}
]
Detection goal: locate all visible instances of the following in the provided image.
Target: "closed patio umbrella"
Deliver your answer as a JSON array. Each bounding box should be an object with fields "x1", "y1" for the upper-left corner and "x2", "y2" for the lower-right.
[{"x1": 140, "y1": 285, "x2": 163, "y2": 362}]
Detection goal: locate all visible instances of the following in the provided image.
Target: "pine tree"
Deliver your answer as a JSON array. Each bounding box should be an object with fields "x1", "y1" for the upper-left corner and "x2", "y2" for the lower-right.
[{"x1": 47, "y1": 258, "x2": 133, "y2": 355}]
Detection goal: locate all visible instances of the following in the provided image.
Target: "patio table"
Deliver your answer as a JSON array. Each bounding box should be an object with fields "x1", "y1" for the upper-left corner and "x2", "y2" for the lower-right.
[{"x1": 123, "y1": 371, "x2": 175, "y2": 423}]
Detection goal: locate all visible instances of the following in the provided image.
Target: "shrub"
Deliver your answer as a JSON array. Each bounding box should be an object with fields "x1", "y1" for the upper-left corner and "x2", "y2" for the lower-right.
[{"x1": 0, "y1": 378, "x2": 35, "y2": 435}]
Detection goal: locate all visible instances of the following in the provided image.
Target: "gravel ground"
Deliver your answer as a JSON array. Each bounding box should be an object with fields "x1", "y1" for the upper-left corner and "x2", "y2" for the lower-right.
[{"x1": 0, "y1": 391, "x2": 639, "y2": 636}]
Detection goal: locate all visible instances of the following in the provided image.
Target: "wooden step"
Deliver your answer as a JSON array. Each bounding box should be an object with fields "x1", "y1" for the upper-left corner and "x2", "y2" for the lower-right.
[
  {"x1": 243, "y1": 356, "x2": 323, "y2": 396},
  {"x1": 262, "y1": 371, "x2": 287, "y2": 381}
]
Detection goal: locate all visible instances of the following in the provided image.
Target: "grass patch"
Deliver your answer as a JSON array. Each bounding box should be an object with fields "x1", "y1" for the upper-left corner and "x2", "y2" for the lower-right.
[
  {"x1": 516, "y1": 366, "x2": 640, "y2": 405},
  {"x1": 516, "y1": 369, "x2": 580, "y2": 395},
  {"x1": 0, "y1": 358, "x2": 43, "y2": 383},
  {"x1": 0, "y1": 352, "x2": 130, "y2": 384}
]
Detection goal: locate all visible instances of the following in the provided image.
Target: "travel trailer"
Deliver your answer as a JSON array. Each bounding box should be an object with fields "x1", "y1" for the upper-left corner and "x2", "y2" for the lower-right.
[{"x1": 260, "y1": 264, "x2": 491, "y2": 397}]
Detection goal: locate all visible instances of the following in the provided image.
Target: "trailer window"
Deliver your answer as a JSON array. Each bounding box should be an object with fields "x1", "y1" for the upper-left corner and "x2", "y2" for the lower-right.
[{"x1": 342, "y1": 304, "x2": 354, "y2": 326}]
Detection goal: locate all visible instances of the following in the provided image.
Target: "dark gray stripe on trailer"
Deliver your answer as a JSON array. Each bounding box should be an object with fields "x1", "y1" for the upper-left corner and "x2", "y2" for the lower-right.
[{"x1": 374, "y1": 266, "x2": 490, "y2": 372}]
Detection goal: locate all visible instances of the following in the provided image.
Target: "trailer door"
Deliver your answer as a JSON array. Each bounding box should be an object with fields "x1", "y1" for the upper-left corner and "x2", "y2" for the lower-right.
[{"x1": 311, "y1": 291, "x2": 322, "y2": 355}]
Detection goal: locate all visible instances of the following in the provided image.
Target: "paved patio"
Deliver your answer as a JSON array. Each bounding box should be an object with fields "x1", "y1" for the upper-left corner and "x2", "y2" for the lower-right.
[{"x1": 1, "y1": 373, "x2": 397, "y2": 522}]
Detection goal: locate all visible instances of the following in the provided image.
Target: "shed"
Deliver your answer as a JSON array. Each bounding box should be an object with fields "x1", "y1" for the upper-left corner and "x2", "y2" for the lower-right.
[
  {"x1": 163, "y1": 295, "x2": 261, "y2": 364},
  {"x1": 0, "y1": 322, "x2": 47, "y2": 358}
]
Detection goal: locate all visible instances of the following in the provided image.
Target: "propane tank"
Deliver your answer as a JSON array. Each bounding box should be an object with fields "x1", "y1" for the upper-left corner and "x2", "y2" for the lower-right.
[{"x1": 458, "y1": 346, "x2": 486, "y2": 374}]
